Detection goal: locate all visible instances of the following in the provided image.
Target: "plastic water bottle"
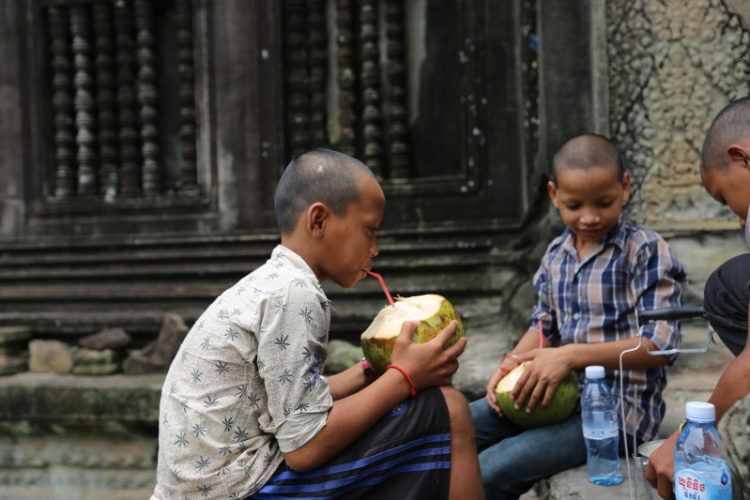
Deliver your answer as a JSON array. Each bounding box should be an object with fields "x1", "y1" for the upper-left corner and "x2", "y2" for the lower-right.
[
  {"x1": 581, "y1": 365, "x2": 623, "y2": 485},
  {"x1": 674, "y1": 402, "x2": 732, "y2": 499}
]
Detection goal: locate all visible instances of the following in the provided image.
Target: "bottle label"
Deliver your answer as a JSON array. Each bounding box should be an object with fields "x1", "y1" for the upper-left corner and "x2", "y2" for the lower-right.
[
  {"x1": 675, "y1": 468, "x2": 732, "y2": 499},
  {"x1": 582, "y1": 410, "x2": 618, "y2": 439}
]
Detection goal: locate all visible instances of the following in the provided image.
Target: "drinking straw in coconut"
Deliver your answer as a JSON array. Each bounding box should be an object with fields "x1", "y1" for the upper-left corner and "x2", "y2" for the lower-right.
[
  {"x1": 538, "y1": 319, "x2": 544, "y2": 349},
  {"x1": 366, "y1": 270, "x2": 395, "y2": 308}
]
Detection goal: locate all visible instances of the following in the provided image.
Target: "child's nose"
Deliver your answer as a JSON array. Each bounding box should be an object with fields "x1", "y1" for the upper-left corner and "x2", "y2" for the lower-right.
[
  {"x1": 581, "y1": 211, "x2": 600, "y2": 224},
  {"x1": 370, "y1": 239, "x2": 379, "y2": 257}
]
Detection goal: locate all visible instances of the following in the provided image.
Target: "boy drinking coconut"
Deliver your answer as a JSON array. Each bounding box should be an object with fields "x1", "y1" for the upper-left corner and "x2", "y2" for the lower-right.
[
  {"x1": 150, "y1": 149, "x2": 482, "y2": 500},
  {"x1": 470, "y1": 134, "x2": 687, "y2": 499}
]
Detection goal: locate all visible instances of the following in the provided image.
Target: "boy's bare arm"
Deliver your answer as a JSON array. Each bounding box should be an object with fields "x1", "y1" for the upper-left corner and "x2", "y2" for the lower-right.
[
  {"x1": 282, "y1": 320, "x2": 466, "y2": 472},
  {"x1": 327, "y1": 363, "x2": 369, "y2": 400},
  {"x1": 511, "y1": 335, "x2": 669, "y2": 413}
]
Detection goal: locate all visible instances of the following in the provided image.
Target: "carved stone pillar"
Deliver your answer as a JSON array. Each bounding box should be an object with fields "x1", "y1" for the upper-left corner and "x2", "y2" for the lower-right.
[
  {"x1": 285, "y1": 0, "x2": 311, "y2": 159},
  {"x1": 176, "y1": 0, "x2": 199, "y2": 196},
  {"x1": 307, "y1": 0, "x2": 327, "y2": 148},
  {"x1": 93, "y1": 2, "x2": 120, "y2": 198},
  {"x1": 134, "y1": 0, "x2": 160, "y2": 196},
  {"x1": 71, "y1": 5, "x2": 98, "y2": 195},
  {"x1": 359, "y1": 0, "x2": 384, "y2": 176},
  {"x1": 48, "y1": 6, "x2": 76, "y2": 199},
  {"x1": 336, "y1": 0, "x2": 357, "y2": 157},
  {"x1": 115, "y1": 0, "x2": 141, "y2": 197},
  {"x1": 385, "y1": 0, "x2": 410, "y2": 179}
]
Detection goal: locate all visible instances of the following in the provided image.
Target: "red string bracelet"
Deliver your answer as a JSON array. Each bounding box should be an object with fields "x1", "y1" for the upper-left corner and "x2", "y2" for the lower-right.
[{"x1": 386, "y1": 364, "x2": 417, "y2": 397}]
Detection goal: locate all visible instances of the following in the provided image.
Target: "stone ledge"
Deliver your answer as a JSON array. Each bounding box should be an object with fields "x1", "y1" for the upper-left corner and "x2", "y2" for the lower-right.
[
  {"x1": 538, "y1": 463, "x2": 649, "y2": 500},
  {"x1": 0, "y1": 373, "x2": 164, "y2": 425}
]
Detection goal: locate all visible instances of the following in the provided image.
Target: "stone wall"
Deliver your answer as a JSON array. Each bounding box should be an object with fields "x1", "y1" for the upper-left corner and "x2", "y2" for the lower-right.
[{"x1": 0, "y1": 373, "x2": 161, "y2": 500}]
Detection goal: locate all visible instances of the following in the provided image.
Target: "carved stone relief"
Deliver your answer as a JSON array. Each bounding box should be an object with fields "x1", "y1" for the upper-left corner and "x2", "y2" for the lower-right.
[{"x1": 607, "y1": 0, "x2": 750, "y2": 227}]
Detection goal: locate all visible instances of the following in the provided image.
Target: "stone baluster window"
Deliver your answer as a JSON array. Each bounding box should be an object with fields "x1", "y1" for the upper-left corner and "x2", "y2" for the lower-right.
[
  {"x1": 43, "y1": 0, "x2": 199, "y2": 203},
  {"x1": 283, "y1": 0, "x2": 414, "y2": 181}
]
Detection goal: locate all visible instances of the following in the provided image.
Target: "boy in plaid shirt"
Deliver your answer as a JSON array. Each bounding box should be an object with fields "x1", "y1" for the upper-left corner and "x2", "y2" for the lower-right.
[{"x1": 471, "y1": 134, "x2": 687, "y2": 499}]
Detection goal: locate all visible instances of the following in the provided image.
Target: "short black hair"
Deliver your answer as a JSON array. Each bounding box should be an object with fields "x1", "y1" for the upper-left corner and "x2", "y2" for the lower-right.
[
  {"x1": 551, "y1": 133, "x2": 624, "y2": 184},
  {"x1": 701, "y1": 97, "x2": 750, "y2": 172},
  {"x1": 274, "y1": 148, "x2": 376, "y2": 234}
]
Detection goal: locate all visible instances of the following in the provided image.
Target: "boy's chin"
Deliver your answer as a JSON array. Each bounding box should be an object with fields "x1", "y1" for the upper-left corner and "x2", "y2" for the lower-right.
[{"x1": 332, "y1": 274, "x2": 363, "y2": 289}]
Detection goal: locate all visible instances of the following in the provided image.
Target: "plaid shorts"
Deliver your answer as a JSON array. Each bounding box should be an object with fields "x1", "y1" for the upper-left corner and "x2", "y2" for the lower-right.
[{"x1": 247, "y1": 387, "x2": 451, "y2": 500}]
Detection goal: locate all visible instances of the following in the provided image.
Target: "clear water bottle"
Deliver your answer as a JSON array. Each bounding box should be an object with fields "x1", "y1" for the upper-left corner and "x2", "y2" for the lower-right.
[
  {"x1": 581, "y1": 365, "x2": 623, "y2": 486},
  {"x1": 674, "y1": 402, "x2": 732, "y2": 499}
]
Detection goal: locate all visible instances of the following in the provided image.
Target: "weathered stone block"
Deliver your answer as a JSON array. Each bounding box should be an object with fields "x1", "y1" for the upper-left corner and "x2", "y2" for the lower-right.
[
  {"x1": 78, "y1": 328, "x2": 132, "y2": 350},
  {"x1": 73, "y1": 347, "x2": 121, "y2": 366},
  {"x1": 123, "y1": 313, "x2": 188, "y2": 374},
  {"x1": 123, "y1": 351, "x2": 168, "y2": 375},
  {"x1": 0, "y1": 354, "x2": 28, "y2": 376},
  {"x1": 0, "y1": 325, "x2": 31, "y2": 346},
  {"x1": 28, "y1": 340, "x2": 73, "y2": 373}
]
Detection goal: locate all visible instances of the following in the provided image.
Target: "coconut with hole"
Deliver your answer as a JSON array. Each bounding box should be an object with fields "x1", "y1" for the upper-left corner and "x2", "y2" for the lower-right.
[{"x1": 360, "y1": 294, "x2": 465, "y2": 376}]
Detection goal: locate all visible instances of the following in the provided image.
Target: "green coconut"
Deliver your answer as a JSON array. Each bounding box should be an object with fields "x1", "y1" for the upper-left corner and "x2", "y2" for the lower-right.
[
  {"x1": 495, "y1": 361, "x2": 580, "y2": 428},
  {"x1": 360, "y1": 294, "x2": 465, "y2": 375}
]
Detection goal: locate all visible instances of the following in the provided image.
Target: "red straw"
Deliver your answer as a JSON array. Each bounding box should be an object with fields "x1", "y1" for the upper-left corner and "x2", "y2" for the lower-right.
[
  {"x1": 366, "y1": 270, "x2": 395, "y2": 308},
  {"x1": 538, "y1": 319, "x2": 544, "y2": 349}
]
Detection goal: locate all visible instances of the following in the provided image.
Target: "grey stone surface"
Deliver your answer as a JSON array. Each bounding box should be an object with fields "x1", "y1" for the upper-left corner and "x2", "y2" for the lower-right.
[
  {"x1": 123, "y1": 313, "x2": 188, "y2": 374},
  {"x1": 0, "y1": 372, "x2": 163, "y2": 424},
  {"x1": 78, "y1": 327, "x2": 132, "y2": 350},
  {"x1": 538, "y1": 463, "x2": 642, "y2": 500}
]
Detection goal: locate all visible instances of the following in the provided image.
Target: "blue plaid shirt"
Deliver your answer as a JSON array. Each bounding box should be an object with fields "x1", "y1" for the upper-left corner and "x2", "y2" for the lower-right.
[{"x1": 531, "y1": 216, "x2": 687, "y2": 442}]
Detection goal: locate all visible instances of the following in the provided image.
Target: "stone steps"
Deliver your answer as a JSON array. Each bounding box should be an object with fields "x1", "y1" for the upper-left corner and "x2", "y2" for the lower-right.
[{"x1": 0, "y1": 233, "x2": 523, "y2": 345}]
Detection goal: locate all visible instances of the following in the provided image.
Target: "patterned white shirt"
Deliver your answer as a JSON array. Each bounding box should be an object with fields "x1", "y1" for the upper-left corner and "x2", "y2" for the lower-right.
[{"x1": 151, "y1": 245, "x2": 333, "y2": 500}]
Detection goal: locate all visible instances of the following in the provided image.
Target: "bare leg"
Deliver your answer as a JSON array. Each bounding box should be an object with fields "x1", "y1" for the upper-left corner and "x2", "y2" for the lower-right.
[{"x1": 441, "y1": 386, "x2": 485, "y2": 500}]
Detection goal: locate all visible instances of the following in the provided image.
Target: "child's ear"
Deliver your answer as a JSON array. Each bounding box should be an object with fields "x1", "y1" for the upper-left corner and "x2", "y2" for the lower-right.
[
  {"x1": 307, "y1": 203, "x2": 328, "y2": 238},
  {"x1": 547, "y1": 180, "x2": 559, "y2": 208},
  {"x1": 621, "y1": 172, "x2": 631, "y2": 203}
]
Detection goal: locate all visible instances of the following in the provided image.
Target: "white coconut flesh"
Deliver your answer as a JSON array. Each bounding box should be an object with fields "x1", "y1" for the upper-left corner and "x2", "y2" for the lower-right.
[
  {"x1": 496, "y1": 361, "x2": 529, "y2": 393},
  {"x1": 361, "y1": 294, "x2": 445, "y2": 340}
]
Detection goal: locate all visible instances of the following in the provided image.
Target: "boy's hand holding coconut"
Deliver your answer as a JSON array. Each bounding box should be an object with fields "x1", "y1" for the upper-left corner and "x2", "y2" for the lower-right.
[
  {"x1": 485, "y1": 327, "x2": 579, "y2": 425},
  {"x1": 389, "y1": 319, "x2": 465, "y2": 392}
]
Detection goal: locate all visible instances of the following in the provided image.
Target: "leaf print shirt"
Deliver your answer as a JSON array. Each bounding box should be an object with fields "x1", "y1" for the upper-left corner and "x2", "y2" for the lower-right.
[{"x1": 151, "y1": 245, "x2": 333, "y2": 500}]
